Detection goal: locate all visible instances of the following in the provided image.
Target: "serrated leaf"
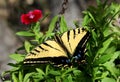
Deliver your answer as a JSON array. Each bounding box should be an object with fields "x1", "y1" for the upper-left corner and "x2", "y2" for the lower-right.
[
  {"x1": 9, "y1": 54, "x2": 25, "y2": 62},
  {"x1": 16, "y1": 31, "x2": 35, "y2": 36}
]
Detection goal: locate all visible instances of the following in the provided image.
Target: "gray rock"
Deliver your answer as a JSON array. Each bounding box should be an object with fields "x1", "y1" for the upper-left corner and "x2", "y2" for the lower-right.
[{"x1": 0, "y1": 17, "x2": 21, "y2": 82}]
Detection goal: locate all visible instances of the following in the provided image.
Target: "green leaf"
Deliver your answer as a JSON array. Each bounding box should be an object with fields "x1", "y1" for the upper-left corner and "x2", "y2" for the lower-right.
[
  {"x1": 94, "y1": 46, "x2": 116, "y2": 65},
  {"x1": 23, "y1": 72, "x2": 35, "y2": 82},
  {"x1": 46, "y1": 78, "x2": 54, "y2": 82},
  {"x1": 62, "y1": 75, "x2": 73, "y2": 82},
  {"x1": 55, "y1": 76, "x2": 61, "y2": 82},
  {"x1": 94, "y1": 53, "x2": 113, "y2": 65},
  {"x1": 67, "y1": 75, "x2": 73, "y2": 82},
  {"x1": 88, "y1": 12, "x2": 96, "y2": 24},
  {"x1": 45, "y1": 65, "x2": 50, "y2": 75},
  {"x1": 7, "y1": 63, "x2": 21, "y2": 72},
  {"x1": 101, "y1": 77, "x2": 116, "y2": 82},
  {"x1": 82, "y1": 14, "x2": 91, "y2": 26},
  {"x1": 60, "y1": 15, "x2": 68, "y2": 33},
  {"x1": 12, "y1": 73, "x2": 18, "y2": 82},
  {"x1": 36, "y1": 68, "x2": 45, "y2": 76},
  {"x1": 3, "y1": 81, "x2": 11, "y2": 82},
  {"x1": 32, "y1": 22, "x2": 44, "y2": 43},
  {"x1": 91, "y1": 30, "x2": 98, "y2": 45},
  {"x1": 62, "y1": 68, "x2": 75, "y2": 77},
  {"x1": 103, "y1": 61, "x2": 118, "y2": 78},
  {"x1": 19, "y1": 70, "x2": 23, "y2": 82},
  {"x1": 9, "y1": 54, "x2": 25, "y2": 62},
  {"x1": 49, "y1": 70, "x2": 61, "y2": 76},
  {"x1": 35, "y1": 32, "x2": 43, "y2": 43},
  {"x1": 32, "y1": 73, "x2": 44, "y2": 81},
  {"x1": 47, "y1": 16, "x2": 58, "y2": 33},
  {"x1": 101, "y1": 71, "x2": 109, "y2": 78},
  {"x1": 16, "y1": 31, "x2": 35, "y2": 36},
  {"x1": 24, "y1": 41, "x2": 32, "y2": 53},
  {"x1": 7, "y1": 63, "x2": 20, "y2": 67},
  {"x1": 104, "y1": 46, "x2": 116, "y2": 55},
  {"x1": 73, "y1": 70, "x2": 81, "y2": 76},
  {"x1": 111, "y1": 51, "x2": 120, "y2": 61},
  {"x1": 97, "y1": 37, "x2": 113, "y2": 54},
  {"x1": 33, "y1": 22, "x2": 40, "y2": 33}
]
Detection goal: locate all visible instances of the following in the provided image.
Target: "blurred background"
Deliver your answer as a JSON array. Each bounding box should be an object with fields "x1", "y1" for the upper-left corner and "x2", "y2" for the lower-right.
[{"x1": 0, "y1": 0, "x2": 120, "y2": 81}]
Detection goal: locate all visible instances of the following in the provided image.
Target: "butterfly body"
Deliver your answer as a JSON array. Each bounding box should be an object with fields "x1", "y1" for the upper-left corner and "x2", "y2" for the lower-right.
[{"x1": 24, "y1": 28, "x2": 89, "y2": 67}]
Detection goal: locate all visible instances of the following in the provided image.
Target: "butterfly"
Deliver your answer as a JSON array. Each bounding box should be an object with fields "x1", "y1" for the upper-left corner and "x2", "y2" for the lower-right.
[{"x1": 24, "y1": 28, "x2": 90, "y2": 67}]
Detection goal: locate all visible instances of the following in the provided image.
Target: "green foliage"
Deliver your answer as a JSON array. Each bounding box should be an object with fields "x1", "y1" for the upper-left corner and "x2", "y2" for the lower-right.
[
  {"x1": 16, "y1": 31, "x2": 35, "y2": 36},
  {"x1": 9, "y1": 54, "x2": 25, "y2": 62},
  {"x1": 82, "y1": 0, "x2": 120, "y2": 82},
  {"x1": 2, "y1": 0, "x2": 120, "y2": 82}
]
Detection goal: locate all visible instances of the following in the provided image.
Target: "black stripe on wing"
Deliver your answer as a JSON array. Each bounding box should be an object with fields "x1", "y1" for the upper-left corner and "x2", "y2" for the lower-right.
[
  {"x1": 67, "y1": 30, "x2": 72, "y2": 53},
  {"x1": 43, "y1": 42, "x2": 62, "y2": 52},
  {"x1": 38, "y1": 45, "x2": 48, "y2": 51},
  {"x1": 34, "y1": 49, "x2": 40, "y2": 53},
  {"x1": 29, "y1": 52, "x2": 36, "y2": 56},
  {"x1": 78, "y1": 28, "x2": 80, "y2": 34},
  {"x1": 73, "y1": 29, "x2": 76, "y2": 39},
  {"x1": 67, "y1": 30, "x2": 70, "y2": 42}
]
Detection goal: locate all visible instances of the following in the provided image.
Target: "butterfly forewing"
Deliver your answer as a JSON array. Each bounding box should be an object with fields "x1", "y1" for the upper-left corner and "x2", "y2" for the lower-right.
[
  {"x1": 61, "y1": 28, "x2": 87, "y2": 56},
  {"x1": 24, "y1": 40, "x2": 68, "y2": 64}
]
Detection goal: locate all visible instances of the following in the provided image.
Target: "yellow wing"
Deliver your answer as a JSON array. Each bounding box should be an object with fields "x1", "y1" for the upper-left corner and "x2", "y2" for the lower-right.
[
  {"x1": 24, "y1": 40, "x2": 68, "y2": 64},
  {"x1": 24, "y1": 28, "x2": 89, "y2": 65},
  {"x1": 61, "y1": 28, "x2": 88, "y2": 55}
]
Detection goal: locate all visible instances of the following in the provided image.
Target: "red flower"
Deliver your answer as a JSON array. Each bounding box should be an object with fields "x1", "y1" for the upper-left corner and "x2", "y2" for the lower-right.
[{"x1": 21, "y1": 9, "x2": 42, "y2": 25}]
